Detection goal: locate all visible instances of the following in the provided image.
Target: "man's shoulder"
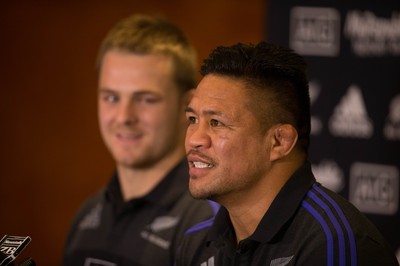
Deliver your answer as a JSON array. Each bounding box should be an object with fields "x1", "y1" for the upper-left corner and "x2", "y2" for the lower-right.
[
  {"x1": 66, "y1": 188, "x2": 107, "y2": 233},
  {"x1": 295, "y1": 183, "x2": 399, "y2": 265},
  {"x1": 172, "y1": 193, "x2": 219, "y2": 232},
  {"x1": 74, "y1": 188, "x2": 106, "y2": 215},
  {"x1": 175, "y1": 213, "x2": 215, "y2": 266}
]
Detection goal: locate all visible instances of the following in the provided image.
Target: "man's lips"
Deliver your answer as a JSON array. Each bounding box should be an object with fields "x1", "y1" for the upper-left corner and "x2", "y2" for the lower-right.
[
  {"x1": 187, "y1": 151, "x2": 216, "y2": 169},
  {"x1": 192, "y1": 161, "x2": 214, "y2": 168},
  {"x1": 116, "y1": 132, "x2": 143, "y2": 142}
]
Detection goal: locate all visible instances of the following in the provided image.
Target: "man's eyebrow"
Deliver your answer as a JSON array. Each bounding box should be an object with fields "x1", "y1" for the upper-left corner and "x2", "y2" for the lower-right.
[
  {"x1": 98, "y1": 88, "x2": 114, "y2": 93},
  {"x1": 98, "y1": 88, "x2": 160, "y2": 96},
  {"x1": 185, "y1": 106, "x2": 222, "y2": 116},
  {"x1": 185, "y1": 106, "x2": 195, "y2": 113}
]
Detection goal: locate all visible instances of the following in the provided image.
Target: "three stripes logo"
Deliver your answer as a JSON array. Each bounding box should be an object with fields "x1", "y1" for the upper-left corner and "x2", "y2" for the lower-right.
[{"x1": 302, "y1": 184, "x2": 357, "y2": 266}]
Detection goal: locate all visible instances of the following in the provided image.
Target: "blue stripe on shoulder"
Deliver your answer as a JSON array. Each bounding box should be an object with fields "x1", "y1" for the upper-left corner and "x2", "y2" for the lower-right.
[
  {"x1": 301, "y1": 184, "x2": 357, "y2": 266},
  {"x1": 302, "y1": 200, "x2": 334, "y2": 266},
  {"x1": 184, "y1": 218, "x2": 214, "y2": 235},
  {"x1": 312, "y1": 184, "x2": 357, "y2": 266},
  {"x1": 308, "y1": 190, "x2": 346, "y2": 266},
  {"x1": 208, "y1": 200, "x2": 220, "y2": 216},
  {"x1": 184, "y1": 200, "x2": 220, "y2": 235}
]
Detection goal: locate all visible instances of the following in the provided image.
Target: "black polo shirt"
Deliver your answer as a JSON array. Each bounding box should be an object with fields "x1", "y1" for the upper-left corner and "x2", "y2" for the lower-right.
[
  {"x1": 177, "y1": 162, "x2": 399, "y2": 266},
  {"x1": 63, "y1": 159, "x2": 219, "y2": 266}
]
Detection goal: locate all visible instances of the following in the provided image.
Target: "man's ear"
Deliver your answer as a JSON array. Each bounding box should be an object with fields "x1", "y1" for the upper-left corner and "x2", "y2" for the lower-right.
[{"x1": 269, "y1": 124, "x2": 298, "y2": 161}]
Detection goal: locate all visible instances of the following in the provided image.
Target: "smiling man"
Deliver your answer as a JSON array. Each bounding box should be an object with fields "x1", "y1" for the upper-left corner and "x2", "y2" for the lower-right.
[
  {"x1": 177, "y1": 42, "x2": 399, "y2": 266},
  {"x1": 62, "y1": 14, "x2": 217, "y2": 266}
]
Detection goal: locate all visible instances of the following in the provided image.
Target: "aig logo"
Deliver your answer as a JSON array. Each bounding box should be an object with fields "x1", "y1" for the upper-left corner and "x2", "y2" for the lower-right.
[
  {"x1": 290, "y1": 6, "x2": 340, "y2": 56},
  {"x1": 349, "y1": 162, "x2": 399, "y2": 215}
]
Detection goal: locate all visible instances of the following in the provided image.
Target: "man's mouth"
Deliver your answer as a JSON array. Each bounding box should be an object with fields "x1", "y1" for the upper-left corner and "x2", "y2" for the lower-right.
[
  {"x1": 192, "y1": 161, "x2": 214, "y2": 168},
  {"x1": 116, "y1": 132, "x2": 142, "y2": 141},
  {"x1": 187, "y1": 150, "x2": 216, "y2": 170}
]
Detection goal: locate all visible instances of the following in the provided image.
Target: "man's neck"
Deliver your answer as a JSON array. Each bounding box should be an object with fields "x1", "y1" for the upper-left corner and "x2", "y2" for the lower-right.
[
  {"x1": 117, "y1": 148, "x2": 185, "y2": 201},
  {"x1": 225, "y1": 159, "x2": 304, "y2": 243},
  {"x1": 225, "y1": 185, "x2": 276, "y2": 244}
]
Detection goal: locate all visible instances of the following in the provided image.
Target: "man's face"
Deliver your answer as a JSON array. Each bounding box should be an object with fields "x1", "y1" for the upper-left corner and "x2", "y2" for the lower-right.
[
  {"x1": 98, "y1": 50, "x2": 185, "y2": 169},
  {"x1": 185, "y1": 74, "x2": 270, "y2": 202}
]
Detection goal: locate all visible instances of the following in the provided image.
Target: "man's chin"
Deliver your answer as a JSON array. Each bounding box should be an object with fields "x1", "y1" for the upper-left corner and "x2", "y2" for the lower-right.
[
  {"x1": 189, "y1": 192, "x2": 208, "y2": 200},
  {"x1": 117, "y1": 158, "x2": 156, "y2": 169},
  {"x1": 189, "y1": 186, "x2": 216, "y2": 201}
]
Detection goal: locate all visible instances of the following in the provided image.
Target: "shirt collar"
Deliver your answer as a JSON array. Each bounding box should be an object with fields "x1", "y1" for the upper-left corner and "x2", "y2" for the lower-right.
[
  {"x1": 207, "y1": 161, "x2": 316, "y2": 244},
  {"x1": 251, "y1": 161, "x2": 315, "y2": 243},
  {"x1": 105, "y1": 158, "x2": 189, "y2": 215},
  {"x1": 206, "y1": 206, "x2": 233, "y2": 245}
]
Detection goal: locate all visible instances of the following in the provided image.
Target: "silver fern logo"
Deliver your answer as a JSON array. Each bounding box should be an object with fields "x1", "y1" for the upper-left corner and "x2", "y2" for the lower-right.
[
  {"x1": 140, "y1": 216, "x2": 180, "y2": 250},
  {"x1": 148, "y1": 216, "x2": 180, "y2": 232},
  {"x1": 78, "y1": 203, "x2": 103, "y2": 230}
]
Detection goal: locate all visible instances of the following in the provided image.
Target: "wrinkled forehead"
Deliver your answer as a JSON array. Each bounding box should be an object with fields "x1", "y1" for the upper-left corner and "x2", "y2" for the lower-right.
[
  {"x1": 188, "y1": 74, "x2": 252, "y2": 117},
  {"x1": 193, "y1": 74, "x2": 249, "y2": 102}
]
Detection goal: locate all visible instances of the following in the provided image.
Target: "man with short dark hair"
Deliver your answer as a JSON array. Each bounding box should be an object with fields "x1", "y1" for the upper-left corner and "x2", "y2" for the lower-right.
[{"x1": 178, "y1": 42, "x2": 399, "y2": 265}]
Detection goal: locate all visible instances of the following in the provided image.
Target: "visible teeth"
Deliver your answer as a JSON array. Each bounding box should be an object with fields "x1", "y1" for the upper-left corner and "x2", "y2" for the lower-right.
[{"x1": 193, "y1": 162, "x2": 212, "y2": 168}]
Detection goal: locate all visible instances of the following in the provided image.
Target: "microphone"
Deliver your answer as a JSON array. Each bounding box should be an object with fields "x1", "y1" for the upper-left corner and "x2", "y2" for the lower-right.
[{"x1": 0, "y1": 235, "x2": 35, "y2": 266}]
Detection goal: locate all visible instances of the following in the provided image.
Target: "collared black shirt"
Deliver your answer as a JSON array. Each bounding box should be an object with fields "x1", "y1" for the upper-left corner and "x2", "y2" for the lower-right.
[
  {"x1": 63, "y1": 159, "x2": 219, "y2": 266},
  {"x1": 177, "y1": 162, "x2": 399, "y2": 266}
]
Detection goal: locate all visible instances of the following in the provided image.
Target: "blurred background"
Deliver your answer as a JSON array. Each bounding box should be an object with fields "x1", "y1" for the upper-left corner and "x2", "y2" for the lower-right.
[
  {"x1": 0, "y1": 0, "x2": 265, "y2": 264},
  {"x1": 1, "y1": 0, "x2": 399, "y2": 265}
]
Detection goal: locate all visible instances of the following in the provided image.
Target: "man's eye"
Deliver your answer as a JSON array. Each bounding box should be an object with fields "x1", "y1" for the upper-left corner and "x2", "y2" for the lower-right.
[
  {"x1": 210, "y1": 119, "x2": 222, "y2": 127},
  {"x1": 104, "y1": 94, "x2": 118, "y2": 103},
  {"x1": 187, "y1": 116, "x2": 197, "y2": 124},
  {"x1": 137, "y1": 96, "x2": 160, "y2": 104}
]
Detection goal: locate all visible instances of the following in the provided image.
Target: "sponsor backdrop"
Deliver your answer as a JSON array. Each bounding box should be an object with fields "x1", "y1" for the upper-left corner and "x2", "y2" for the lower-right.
[{"x1": 267, "y1": 0, "x2": 400, "y2": 261}]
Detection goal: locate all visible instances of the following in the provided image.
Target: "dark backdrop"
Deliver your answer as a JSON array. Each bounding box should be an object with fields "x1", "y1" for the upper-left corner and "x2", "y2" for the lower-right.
[
  {"x1": 0, "y1": 1, "x2": 265, "y2": 264},
  {"x1": 267, "y1": 0, "x2": 400, "y2": 262}
]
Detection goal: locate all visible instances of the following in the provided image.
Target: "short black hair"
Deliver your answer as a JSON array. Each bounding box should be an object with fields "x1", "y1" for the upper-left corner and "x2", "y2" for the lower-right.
[{"x1": 200, "y1": 42, "x2": 311, "y2": 153}]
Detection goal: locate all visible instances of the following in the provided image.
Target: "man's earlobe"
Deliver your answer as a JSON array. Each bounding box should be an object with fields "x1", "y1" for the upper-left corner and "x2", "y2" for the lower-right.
[{"x1": 270, "y1": 124, "x2": 298, "y2": 161}]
